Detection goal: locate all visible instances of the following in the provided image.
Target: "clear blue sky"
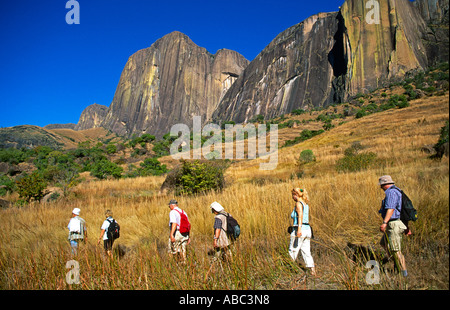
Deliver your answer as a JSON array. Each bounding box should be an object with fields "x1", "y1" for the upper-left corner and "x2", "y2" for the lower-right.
[{"x1": 0, "y1": 0, "x2": 346, "y2": 128}]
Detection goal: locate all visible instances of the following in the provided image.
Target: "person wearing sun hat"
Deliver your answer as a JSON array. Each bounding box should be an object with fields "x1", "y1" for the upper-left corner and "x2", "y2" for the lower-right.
[
  {"x1": 378, "y1": 175, "x2": 408, "y2": 277},
  {"x1": 210, "y1": 201, "x2": 233, "y2": 261},
  {"x1": 67, "y1": 208, "x2": 87, "y2": 255}
]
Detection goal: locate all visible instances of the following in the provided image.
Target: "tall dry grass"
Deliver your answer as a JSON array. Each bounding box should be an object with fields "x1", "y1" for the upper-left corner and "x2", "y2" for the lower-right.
[{"x1": 0, "y1": 95, "x2": 448, "y2": 290}]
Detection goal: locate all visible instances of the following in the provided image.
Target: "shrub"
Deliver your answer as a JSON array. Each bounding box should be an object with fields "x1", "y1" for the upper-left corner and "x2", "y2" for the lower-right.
[
  {"x1": 16, "y1": 172, "x2": 47, "y2": 203},
  {"x1": 161, "y1": 160, "x2": 228, "y2": 195},
  {"x1": 388, "y1": 94, "x2": 409, "y2": 108},
  {"x1": 139, "y1": 158, "x2": 168, "y2": 176},
  {"x1": 299, "y1": 150, "x2": 316, "y2": 164},
  {"x1": 336, "y1": 143, "x2": 376, "y2": 172},
  {"x1": 283, "y1": 129, "x2": 324, "y2": 147},
  {"x1": 336, "y1": 152, "x2": 377, "y2": 172},
  {"x1": 90, "y1": 159, "x2": 123, "y2": 180},
  {"x1": 0, "y1": 174, "x2": 15, "y2": 196}
]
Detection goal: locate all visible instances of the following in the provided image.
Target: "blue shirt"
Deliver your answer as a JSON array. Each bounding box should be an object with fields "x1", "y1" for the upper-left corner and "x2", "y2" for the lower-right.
[
  {"x1": 291, "y1": 202, "x2": 309, "y2": 226},
  {"x1": 379, "y1": 186, "x2": 402, "y2": 220}
]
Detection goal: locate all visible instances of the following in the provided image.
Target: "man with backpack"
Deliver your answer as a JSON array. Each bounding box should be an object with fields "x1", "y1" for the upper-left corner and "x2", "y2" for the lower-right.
[
  {"x1": 168, "y1": 200, "x2": 191, "y2": 263},
  {"x1": 97, "y1": 209, "x2": 120, "y2": 258},
  {"x1": 378, "y1": 175, "x2": 411, "y2": 277}
]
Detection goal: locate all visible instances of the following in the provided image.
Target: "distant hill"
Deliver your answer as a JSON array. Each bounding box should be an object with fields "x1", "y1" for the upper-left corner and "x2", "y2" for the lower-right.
[{"x1": 0, "y1": 125, "x2": 122, "y2": 150}]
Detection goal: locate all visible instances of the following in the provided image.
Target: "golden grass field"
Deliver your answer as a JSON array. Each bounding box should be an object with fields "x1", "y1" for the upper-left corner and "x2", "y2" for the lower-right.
[{"x1": 0, "y1": 93, "x2": 448, "y2": 290}]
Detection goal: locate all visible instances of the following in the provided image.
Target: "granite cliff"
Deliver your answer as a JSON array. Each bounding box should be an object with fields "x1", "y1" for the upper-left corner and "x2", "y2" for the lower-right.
[
  {"x1": 100, "y1": 31, "x2": 249, "y2": 137},
  {"x1": 74, "y1": 0, "x2": 448, "y2": 136},
  {"x1": 212, "y1": 0, "x2": 447, "y2": 123}
]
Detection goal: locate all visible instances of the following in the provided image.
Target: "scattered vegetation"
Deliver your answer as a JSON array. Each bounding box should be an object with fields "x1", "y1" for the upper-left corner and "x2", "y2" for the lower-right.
[{"x1": 0, "y1": 63, "x2": 448, "y2": 290}]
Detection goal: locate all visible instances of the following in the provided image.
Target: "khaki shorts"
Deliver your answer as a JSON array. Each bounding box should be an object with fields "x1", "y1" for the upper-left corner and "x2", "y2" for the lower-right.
[
  {"x1": 380, "y1": 220, "x2": 407, "y2": 252},
  {"x1": 168, "y1": 230, "x2": 189, "y2": 255}
]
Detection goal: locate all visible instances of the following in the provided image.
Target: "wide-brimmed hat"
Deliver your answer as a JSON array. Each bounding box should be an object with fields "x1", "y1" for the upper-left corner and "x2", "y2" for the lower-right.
[
  {"x1": 210, "y1": 201, "x2": 224, "y2": 213},
  {"x1": 72, "y1": 208, "x2": 80, "y2": 215},
  {"x1": 378, "y1": 175, "x2": 395, "y2": 186},
  {"x1": 168, "y1": 199, "x2": 178, "y2": 205}
]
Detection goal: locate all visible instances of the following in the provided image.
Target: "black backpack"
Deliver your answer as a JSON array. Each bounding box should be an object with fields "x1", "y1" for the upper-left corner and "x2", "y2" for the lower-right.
[
  {"x1": 225, "y1": 213, "x2": 241, "y2": 241},
  {"x1": 107, "y1": 219, "x2": 120, "y2": 240},
  {"x1": 395, "y1": 187, "x2": 418, "y2": 225}
]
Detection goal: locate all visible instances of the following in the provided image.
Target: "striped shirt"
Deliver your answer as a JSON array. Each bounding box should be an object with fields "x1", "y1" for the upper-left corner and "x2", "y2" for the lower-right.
[{"x1": 379, "y1": 186, "x2": 402, "y2": 220}]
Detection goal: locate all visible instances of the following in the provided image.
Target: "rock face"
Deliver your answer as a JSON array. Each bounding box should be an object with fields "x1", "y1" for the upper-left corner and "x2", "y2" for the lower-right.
[
  {"x1": 74, "y1": 0, "x2": 448, "y2": 134},
  {"x1": 74, "y1": 103, "x2": 108, "y2": 131},
  {"x1": 212, "y1": 12, "x2": 341, "y2": 124},
  {"x1": 213, "y1": 0, "x2": 443, "y2": 123},
  {"x1": 339, "y1": 0, "x2": 430, "y2": 96},
  {"x1": 413, "y1": 0, "x2": 449, "y2": 64},
  {"x1": 101, "y1": 31, "x2": 249, "y2": 138}
]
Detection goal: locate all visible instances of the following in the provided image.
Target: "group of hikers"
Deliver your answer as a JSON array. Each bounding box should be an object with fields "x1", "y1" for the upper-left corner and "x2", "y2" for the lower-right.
[{"x1": 67, "y1": 174, "x2": 412, "y2": 278}]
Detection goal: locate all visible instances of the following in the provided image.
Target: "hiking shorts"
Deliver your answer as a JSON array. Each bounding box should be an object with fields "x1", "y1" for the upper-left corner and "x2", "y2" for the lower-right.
[
  {"x1": 380, "y1": 220, "x2": 407, "y2": 252},
  {"x1": 168, "y1": 230, "x2": 189, "y2": 255},
  {"x1": 104, "y1": 238, "x2": 114, "y2": 251}
]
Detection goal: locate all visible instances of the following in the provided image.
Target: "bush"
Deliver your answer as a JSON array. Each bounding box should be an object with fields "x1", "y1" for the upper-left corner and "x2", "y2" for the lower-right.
[
  {"x1": 336, "y1": 152, "x2": 377, "y2": 172},
  {"x1": 336, "y1": 143, "x2": 376, "y2": 172},
  {"x1": 283, "y1": 129, "x2": 324, "y2": 147},
  {"x1": 0, "y1": 174, "x2": 15, "y2": 196},
  {"x1": 161, "y1": 160, "x2": 228, "y2": 195},
  {"x1": 299, "y1": 150, "x2": 316, "y2": 164},
  {"x1": 16, "y1": 172, "x2": 47, "y2": 203},
  {"x1": 139, "y1": 158, "x2": 168, "y2": 176},
  {"x1": 90, "y1": 159, "x2": 123, "y2": 180}
]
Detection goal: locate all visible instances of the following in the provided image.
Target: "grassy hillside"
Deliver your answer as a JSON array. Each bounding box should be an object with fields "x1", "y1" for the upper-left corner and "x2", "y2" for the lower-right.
[{"x1": 0, "y1": 87, "x2": 448, "y2": 290}]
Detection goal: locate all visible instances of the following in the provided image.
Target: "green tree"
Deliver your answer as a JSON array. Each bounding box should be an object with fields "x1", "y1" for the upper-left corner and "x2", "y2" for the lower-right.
[
  {"x1": 299, "y1": 149, "x2": 316, "y2": 164},
  {"x1": 16, "y1": 172, "x2": 47, "y2": 203},
  {"x1": 90, "y1": 159, "x2": 123, "y2": 179}
]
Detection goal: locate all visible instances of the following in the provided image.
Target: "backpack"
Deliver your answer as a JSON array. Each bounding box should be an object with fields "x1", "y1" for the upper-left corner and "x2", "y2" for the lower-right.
[
  {"x1": 175, "y1": 209, "x2": 191, "y2": 235},
  {"x1": 395, "y1": 187, "x2": 418, "y2": 225},
  {"x1": 225, "y1": 213, "x2": 241, "y2": 241},
  {"x1": 107, "y1": 219, "x2": 120, "y2": 240}
]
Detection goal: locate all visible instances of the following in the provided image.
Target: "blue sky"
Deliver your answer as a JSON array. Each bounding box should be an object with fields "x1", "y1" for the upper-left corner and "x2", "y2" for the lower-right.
[{"x1": 0, "y1": 0, "x2": 346, "y2": 128}]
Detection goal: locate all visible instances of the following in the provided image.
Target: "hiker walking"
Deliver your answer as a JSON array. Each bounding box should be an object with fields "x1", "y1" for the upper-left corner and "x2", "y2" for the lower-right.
[
  {"x1": 378, "y1": 175, "x2": 408, "y2": 277},
  {"x1": 97, "y1": 210, "x2": 119, "y2": 258},
  {"x1": 210, "y1": 201, "x2": 236, "y2": 262},
  {"x1": 67, "y1": 208, "x2": 87, "y2": 255},
  {"x1": 168, "y1": 199, "x2": 191, "y2": 263},
  {"x1": 288, "y1": 188, "x2": 316, "y2": 277}
]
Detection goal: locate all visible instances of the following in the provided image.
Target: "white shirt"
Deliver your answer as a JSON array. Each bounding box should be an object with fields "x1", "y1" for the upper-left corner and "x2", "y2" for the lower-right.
[
  {"x1": 68, "y1": 217, "x2": 82, "y2": 232},
  {"x1": 169, "y1": 207, "x2": 185, "y2": 229},
  {"x1": 101, "y1": 217, "x2": 114, "y2": 240}
]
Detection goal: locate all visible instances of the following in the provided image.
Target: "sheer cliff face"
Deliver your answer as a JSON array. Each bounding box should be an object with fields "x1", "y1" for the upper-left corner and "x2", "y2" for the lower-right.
[
  {"x1": 212, "y1": 12, "x2": 340, "y2": 124},
  {"x1": 102, "y1": 31, "x2": 249, "y2": 137},
  {"x1": 212, "y1": 0, "x2": 441, "y2": 123},
  {"x1": 340, "y1": 0, "x2": 429, "y2": 95}
]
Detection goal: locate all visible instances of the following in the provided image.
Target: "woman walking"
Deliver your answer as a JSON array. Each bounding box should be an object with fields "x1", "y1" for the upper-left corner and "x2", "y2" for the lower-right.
[
  {"x1": 210, "y1": 201, "x2": 233, "y2": 262},
  {"x1": 289, "y1": 188, "x2": 316, "y2": 276}
]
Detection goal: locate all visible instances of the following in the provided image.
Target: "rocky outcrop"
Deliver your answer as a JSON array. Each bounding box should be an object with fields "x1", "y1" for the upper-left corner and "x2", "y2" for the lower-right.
[
  {"x1": 212, "y1": 13, "x2": 340, "y2": 124},
  {"x1": 74, "y1": 103, "x2": 108, "y2": 131},
  {"x1": 413, "y1": 0, "x2": 449, "y2": 64},
  {"x1": 101, "y1": 31, "x2": 249, "y2": 138},
  {"x1": 339, "y1": 0, "x2": 429, "y2": 96},
  {"x1": 212, "y1": 0, "x2": 442, "y2": 123}
]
